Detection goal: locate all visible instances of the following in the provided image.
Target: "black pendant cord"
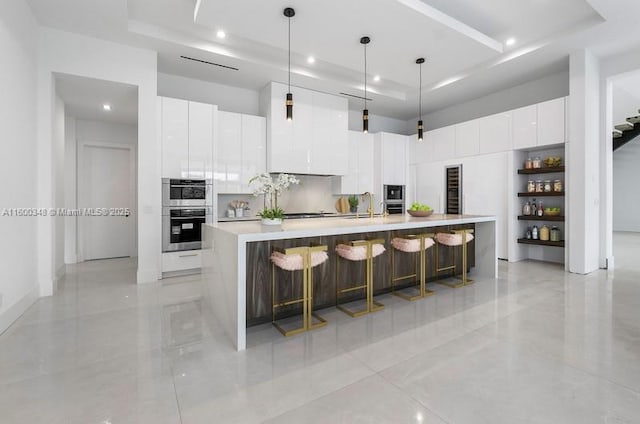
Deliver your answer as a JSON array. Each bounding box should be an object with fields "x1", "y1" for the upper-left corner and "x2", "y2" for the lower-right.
[
  {"x1": 419, "y1": 62, "x2": 422, "y2": 120},
  {"x1": 288, "y1": 14, "x2": 291, "y2": 93},
  {"x1": 364, "y1": 42, "x2": 367, "y2": 111}
]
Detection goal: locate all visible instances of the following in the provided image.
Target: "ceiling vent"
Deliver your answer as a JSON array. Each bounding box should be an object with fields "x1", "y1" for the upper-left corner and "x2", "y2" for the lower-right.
[
  {"x1": 179, "y1": 55, "x2": 239, "y2": 71},
  {"x1": 339, "y1": 92, "x2": 373, "y2": 102}
]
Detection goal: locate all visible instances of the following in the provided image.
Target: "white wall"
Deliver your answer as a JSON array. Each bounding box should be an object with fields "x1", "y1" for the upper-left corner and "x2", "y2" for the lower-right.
[
  {"x1": 348, "y1": 111, "x2": 409, "y2": 135},
  {"x1": 76, "y1": 119, "x2": 138, "y2": 145},
  {"x1": 64, "y1": 114, "x2": 77, "y2": 264},
  {"x1": 158, "y1": 72, "x2": 259, "y2": 115},
  {"x1": 410, "y1": 71, "x2": 569, "y2": 131},
  {"x1": 0, "y1": 1, "x2": 39, "y2": 333},
  {"x1": 613, "y1": 142, "x2": 640, "y2": 231},
  {"x1": 53, "y1": 92, "x2": 66, "y2": 279},
  {"x1": 37, "y1": 28, "x2": 158, "y2": 294},
  {"x1": 612, "y1": 85, "x2": 640, "y2": 125}
]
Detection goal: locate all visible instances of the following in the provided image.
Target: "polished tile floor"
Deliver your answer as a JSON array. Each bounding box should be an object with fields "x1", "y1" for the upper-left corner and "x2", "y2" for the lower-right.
[{"x1": 1, "y1": 235, "x2": 640, "y2": 423}]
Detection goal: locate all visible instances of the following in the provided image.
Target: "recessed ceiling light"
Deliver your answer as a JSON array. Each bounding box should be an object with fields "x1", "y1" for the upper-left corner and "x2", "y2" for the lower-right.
[
  {"x1": 373, "y1": 75, "x2": 381, "y2": 82},
  {"x1": 216, "y1": 30, "x2": 226, "y2": 39},
  {"x1": 103, "y1": 104, "x2": 111, "y2": 111},
  {"x1": 307, "y1": 56, "x2": 315, "y2": 64},
  {"x1": 505, "y1": 37, "x2": 516, "y2": 46}
]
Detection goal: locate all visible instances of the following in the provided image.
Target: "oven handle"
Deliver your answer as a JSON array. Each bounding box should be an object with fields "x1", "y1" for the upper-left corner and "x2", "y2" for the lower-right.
[
  {"x1": 170, "y1": 216, "x2": 206, "y2": 220},
  {"x1": 169, "y1": 185, "x2": 206, "y2": 188},
  {"x1": 178, "y1": 253, "x2": 199, "y2": 258}
]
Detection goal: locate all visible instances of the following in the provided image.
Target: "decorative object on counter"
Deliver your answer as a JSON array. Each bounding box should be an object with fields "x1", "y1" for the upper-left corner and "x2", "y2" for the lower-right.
[
  {"x1": 532, "y1": 225, "x2": 539, "y2": 240},
  {"x1": 227, "y1": 209, "x2": 235, "y2": 218},
  {"x1": 250, "y1": 173, "x2": 300, "y2": 225},
  {"x1": 543, "y1": 156, "x2": 562, "y2": 167},
  {"x1": 550, "y1": 226, "x2": 561, "y2": 242},
  {"x1": 360, "y1": 36, "x2": 371, "y2": 133},
  {"x1": 553, "y1": 179, "x2": 563, "y2": 192},
  {"x1": 544, "y1": 180, "x2": 552, "y2": 192},
  {"x1": 527, "y1": 180, "x2": 535, "y2": 193},
  {"x1": 335, "y1": 196, "x2": 350, "y2": 214},
  {"x1": 545, "y1": 207, "x2": 561, "y2": 216},
  {"x1": 283, "y1": 7, "x2": 295, "y2": 121},
  {"x1": 229, "y1": 200, "x2": 248, "y2": 218},
  {"x1": 525, "y1": 157, "x2": 533, "y2": 169},
  {"x1": 532, "y1": 156, "x2": 542, "y2": 168},
  {"x1": 416, "y1": 57, "x2": 425, "y2": 141},
  {"x1": 348, "y1": 195, "x2": 359, "y2": 213},
  {"x1": 523, "y1": 201, "x2": 531, "y2": 216},
  {"x1": 540, "y1": 224, "x2": 550, "y2": 241},
  {"x1": 535, "y1": 180, "x2": 544, "y2": 192},
  {"x1": 407, "y1": 202, "x2": 433, "y2": 217}
]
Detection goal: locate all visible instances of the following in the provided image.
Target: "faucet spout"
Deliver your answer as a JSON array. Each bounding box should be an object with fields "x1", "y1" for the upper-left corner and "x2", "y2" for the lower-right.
[{"x1": 361, "y1": 192, "x2": 374, "y2": 218}]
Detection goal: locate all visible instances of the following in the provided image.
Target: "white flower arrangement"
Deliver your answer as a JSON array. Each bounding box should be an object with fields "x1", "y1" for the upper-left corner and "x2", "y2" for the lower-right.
[{"x1": 249, "y1": 173, "x2": 300, "y2": 219}]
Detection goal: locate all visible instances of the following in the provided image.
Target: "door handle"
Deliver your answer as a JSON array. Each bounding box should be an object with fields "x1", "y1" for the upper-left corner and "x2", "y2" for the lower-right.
[{"x1": 179, "y1": 253, "x2": 198, "y2": 258}]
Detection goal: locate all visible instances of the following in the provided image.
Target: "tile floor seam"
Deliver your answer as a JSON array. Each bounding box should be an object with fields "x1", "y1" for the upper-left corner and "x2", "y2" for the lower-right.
[
  {"x1": 376, "y1": 370, "x2": 452, "y2": 424},
  {"x1": 169, "y1": 363, "x2": 184, "y2": 424}
]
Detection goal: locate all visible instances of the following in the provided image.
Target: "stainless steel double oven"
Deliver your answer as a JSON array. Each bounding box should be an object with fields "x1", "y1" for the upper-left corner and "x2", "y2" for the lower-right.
[
  {"x1": 162, "y1": 178, "x2": 213, "y2": 252},
  {"x1": 383, "y1": 184, "x2": 405, "y2": 215}
]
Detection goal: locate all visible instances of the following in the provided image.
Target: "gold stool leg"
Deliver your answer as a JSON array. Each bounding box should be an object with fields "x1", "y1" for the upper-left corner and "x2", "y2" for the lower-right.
[
  {"x1": 460, "y1": 230, "x2": 474, "y2": 286},
  {"x1": 392, "y1": 234, "x2": 434, "y2": 301},
  {"x1": 336, "y1": 240, "x2": 384, "y2": 317},
  {"x1": 366, "y1": 240, "x2": 385, "y2": 313},
  {"x1": 307, "y1": 245, "x2": 328, "y2": 330},
  {"x1": 435, "y1": 237, "x2": 464, "y2": 289}
]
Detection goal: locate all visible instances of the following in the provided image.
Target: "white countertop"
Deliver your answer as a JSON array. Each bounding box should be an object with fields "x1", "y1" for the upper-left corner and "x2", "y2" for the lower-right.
[{"x1": 207, "y1": 214, "x2": 496, "y2": 242}]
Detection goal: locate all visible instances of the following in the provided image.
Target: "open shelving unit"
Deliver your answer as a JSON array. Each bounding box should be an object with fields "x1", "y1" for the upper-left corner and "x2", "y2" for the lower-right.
[{"x1": 511, "y1": 146, "x2": 566, "y2": 265}]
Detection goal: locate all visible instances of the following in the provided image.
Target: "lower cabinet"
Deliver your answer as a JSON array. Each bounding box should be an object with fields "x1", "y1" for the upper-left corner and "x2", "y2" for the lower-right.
[{"x1": 162, "y1": 250, "x2": 202, "y2": 273}]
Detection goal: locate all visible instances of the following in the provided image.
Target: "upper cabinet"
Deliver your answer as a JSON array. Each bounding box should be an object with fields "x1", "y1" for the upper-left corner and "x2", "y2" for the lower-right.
[
  {"x1": 333, "y1": 131, "x2": 374, "y2": 195},
  {"x1": 160, "y1": 97, "x2": 214, "y2": 179},
  {"x1": 479, "y1": 111, "x2": 512, "y2": 154},
  {"x1": 432, "y1": 126, "x2": 456, "y2": 162},
  {"x1": 262, "y1": 82, "x2": 348, "y2": 175},
  {"x1": 537, "y1": 97, "x2": 566, "y2": 146},
  {"x1": 376, "y1": 132, "x2": 407, "y2": 186},
  {"x1": 215, "y1": 111, "x2": 267, "y2": 194},
  {"x1": 455, "y1": 119, "x2": 480, "y2": 158},
  {"x1": 512, "y1": 105, "x2": 538, "y2": 150}
]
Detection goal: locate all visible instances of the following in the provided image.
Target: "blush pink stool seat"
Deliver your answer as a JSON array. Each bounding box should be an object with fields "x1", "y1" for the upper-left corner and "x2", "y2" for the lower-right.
[
  {"x1": 335, "y1": 239, "x2": 386, "y2": 317},
  {"x1": 270, "y1": 245, "x2": 329, "y2": 336},
  {"x1": 390, "y1": 234, "x2": 436, "y2": 300},
  {"x1": 435, "y1": 228, "x2": 475, "y2": 288}
]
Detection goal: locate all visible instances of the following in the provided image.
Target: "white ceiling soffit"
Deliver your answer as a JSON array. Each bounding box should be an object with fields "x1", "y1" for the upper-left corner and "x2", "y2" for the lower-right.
[{"x1": 54, "y1": 73, "x2": 138, "y2": 125}]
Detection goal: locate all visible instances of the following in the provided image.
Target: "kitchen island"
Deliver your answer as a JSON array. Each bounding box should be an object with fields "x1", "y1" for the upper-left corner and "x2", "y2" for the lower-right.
[{"x1": 202, "y1": 214, "x2": 497, "y2": 351}]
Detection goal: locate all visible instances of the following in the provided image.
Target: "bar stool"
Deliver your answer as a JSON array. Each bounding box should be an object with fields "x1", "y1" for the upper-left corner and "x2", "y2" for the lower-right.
[
  {"x1": 270, "y1": 245, "x2": 329, "y2": 336},
  {"x1": 335, "y1": 239, "x2": 386, "y2": 317},
  {"x1": 435, "y1": 229, "x2": 475, "y2": 288},
  {"x1": 390, "y1": 233, "x2": 436, "y2": 300}
]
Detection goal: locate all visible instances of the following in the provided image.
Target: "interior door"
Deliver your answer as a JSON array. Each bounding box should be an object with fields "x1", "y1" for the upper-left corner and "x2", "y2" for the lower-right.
[{"x1": 80, "y1": 143, "x2": 135, "y2": 260}]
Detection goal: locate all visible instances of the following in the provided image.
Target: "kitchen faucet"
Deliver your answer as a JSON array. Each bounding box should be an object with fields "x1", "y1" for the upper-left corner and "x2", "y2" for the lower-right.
[{"x1": 361, "y1": 192, "x2": 374, "y2": 218}]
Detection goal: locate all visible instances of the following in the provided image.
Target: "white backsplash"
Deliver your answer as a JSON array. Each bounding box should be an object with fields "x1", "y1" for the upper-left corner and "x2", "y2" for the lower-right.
[{"x1": 217, "y1": 175, "x2": 368, "y2": 219}]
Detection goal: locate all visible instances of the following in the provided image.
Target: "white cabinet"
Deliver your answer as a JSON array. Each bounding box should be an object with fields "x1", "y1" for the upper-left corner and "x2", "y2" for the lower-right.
[
  {"x1": 432, "y1": 126, "x2": 456, "y2": 161},
  {"x1": 241, "y1": 114, "x2": 267, "y2": 193},
  {"x1": 479, "y1": 111, "x2": 512, "y2": 154},
  {"x1": 160, "y1": 97, "x2": 214, "y2": 179},
  {"x1": 161, "y1": 97, "x2": 189, "y2": 178},
  {"x1": 414, "y1": 161, "x2": 444, "y2": 212},
  {"x1": 455, "y1": 119, "x2": 480, "y2": 157},
  {"x1": 217, "y1": 111, "x2": 242, "y2": 193},
  {"x1": 410, "y1": 130, "x2": 435, "y2": 164},
  {"x1": 512, "y1": 105, "x2": 537, "y2": 150},
  {"x1": 188, "y1": 101, "x2": 214, "y2": 179},
  {"x1": 538, "y1": 97, "x2": 565, "y2": 146},
  {"x1": 263, "y1": 82, "x2": 348, "y2": 175},
  {"x1": 162, "y1": 250, "x2": 202, "y2": 273},
  {"x1": 379, "y1": 132, "x2": 407, "y2": 186},
  {"x1": 333, "y1": 131, "x2": 373, "y2": 194},
  {"x1": 216, "y1": 111, "x2": 267, "y2": 194}
]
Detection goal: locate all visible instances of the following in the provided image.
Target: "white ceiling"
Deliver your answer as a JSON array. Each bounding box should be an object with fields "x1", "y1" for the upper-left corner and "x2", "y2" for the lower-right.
[
  {"x1": 55, "y1": 74, "x2": 138, "y2": 125},
  {"x1": 26, "y1": 0, "x2": 640, "y2": 120}
]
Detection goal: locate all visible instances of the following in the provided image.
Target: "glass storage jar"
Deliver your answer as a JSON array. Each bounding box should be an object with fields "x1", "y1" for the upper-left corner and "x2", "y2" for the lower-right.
[
  {"x1": 532, "y1": 157, "x2": 542, "y2": 168},
  {"x1": 540, "y1": 225, "x2": 550, "y2": 241},
  {"x1": 535, "y1": 180, "x2": 544, "y2": 192},
  {"x1": 527, "y1": 180, "x2": 535, "y2": 193},
  {"x1": 550, "y1": 227, "x2": 561, "y2": 242},
  {"x1": 553, "y1": 179, "x2": 563, "y2": 192},
  {"x1": 544, "y1": 180, "x2": 552, "y2": 192},
  {"x1": 525, "y1": 158, "x2": 533, "y2": 169}
]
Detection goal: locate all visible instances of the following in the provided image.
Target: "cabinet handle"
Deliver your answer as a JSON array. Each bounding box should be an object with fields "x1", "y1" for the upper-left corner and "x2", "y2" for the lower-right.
[{"x1": 179, "y1": 253, "x2": 198, "y2": 258}]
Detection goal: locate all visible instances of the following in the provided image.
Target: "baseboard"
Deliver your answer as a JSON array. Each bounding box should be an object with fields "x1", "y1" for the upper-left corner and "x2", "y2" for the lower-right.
[
  {"x1": 0, "y1": 286, "x2": 39, "y2": 335},
  {"x1": 137, "y1": 268, "x2": 159, "y2": 284}
]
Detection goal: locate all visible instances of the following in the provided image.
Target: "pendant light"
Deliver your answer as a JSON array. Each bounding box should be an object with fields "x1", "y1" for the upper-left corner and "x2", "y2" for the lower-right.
[
  {"x1": 360, "y1": 36, "x2": 370, "y2": 133},
  {"x1": 284, "y1": 7, "x2": 295, "y2": 121},
  {"x1": 416, "y1": 57, "x2": 425, "y2": 141}
]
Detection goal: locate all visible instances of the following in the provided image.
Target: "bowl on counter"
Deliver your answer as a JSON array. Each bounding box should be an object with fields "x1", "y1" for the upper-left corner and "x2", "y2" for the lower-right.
[
  {"x1": 544, "y1": 208, "x2": 561, "y2": 216},
  {"x1": 543, "y1": 157, "x2": 562, "y2": 167},
  {"x1": 407, "y1": 209, "x2": 433, "y2": 217}
]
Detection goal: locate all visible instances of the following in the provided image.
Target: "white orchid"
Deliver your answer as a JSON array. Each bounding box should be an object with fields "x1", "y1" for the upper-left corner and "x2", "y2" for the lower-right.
[{"x1": 249, "y1": 173, "x2": 300, "y2": 215}]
